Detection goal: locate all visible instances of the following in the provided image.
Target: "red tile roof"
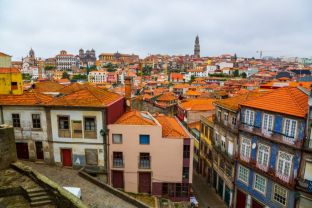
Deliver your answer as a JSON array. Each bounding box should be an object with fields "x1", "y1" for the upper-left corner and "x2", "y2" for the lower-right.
[
  {"x1": 179, "y1": 99, "x2": 215, "y2": 111},
  {"x1": 241, "y1": 87, "x2": 308, "y2": 117},
  {"x1": 115, "y1": 110, "x2": 156, "y2": 125},
  {"x1": 0, "y1": 91, "x2": 53, "y2": 106},
  {"x1": 154, "y1": 114, "x2": 189, "y2": 138},
  {"x1": 0, "y1": 68, "x2": 20, "y2": 73}
]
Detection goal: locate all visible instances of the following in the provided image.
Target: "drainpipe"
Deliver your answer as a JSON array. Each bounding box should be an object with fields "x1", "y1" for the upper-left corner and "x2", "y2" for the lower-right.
[
  {"x1": 100, "y1": 109, "x2": 110, "y2": 184},
  {"x1": 0, "y1": 106, "x2": 4, "y2": 124}
]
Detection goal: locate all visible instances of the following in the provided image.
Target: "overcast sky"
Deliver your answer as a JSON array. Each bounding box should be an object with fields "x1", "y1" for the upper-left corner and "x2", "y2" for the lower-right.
[{"x1": 0, "y1": 0, "x2": 311, "y2": 60}]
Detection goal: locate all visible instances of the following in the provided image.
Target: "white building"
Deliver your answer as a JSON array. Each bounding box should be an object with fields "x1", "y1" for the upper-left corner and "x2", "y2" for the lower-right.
[
  {"x1": 216, "y1": 62, "x2": 234, "y2": 70},
  {"x1": 88, "y1": 70, "x2": 107, "y2": 83},
  {"x1": 56, "y1": 50, "x2": 80, "y2": 70}
]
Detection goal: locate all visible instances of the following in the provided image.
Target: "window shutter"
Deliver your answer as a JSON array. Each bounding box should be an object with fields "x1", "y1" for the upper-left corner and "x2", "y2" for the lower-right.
[
  {"x1": 255, "y1": 111, "x2": 262, "y2": 128},
  {"x1": 274, "y1": 115, "x2": 283, "y2": 134}
]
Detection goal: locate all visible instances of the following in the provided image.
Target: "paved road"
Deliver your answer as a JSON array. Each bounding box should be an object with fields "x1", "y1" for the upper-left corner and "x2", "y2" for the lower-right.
[
  {"x1": 21, "y1": 161, "x2": 135, "y2": 208},
  {"x1": 192, "y1": 172, "x2": 226, "y2": 208}
]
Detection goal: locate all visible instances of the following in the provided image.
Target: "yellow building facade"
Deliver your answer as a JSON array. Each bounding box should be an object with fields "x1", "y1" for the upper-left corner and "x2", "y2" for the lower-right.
[{"x1": 0, "y1": 68, "x2": 23, "y2": 95}]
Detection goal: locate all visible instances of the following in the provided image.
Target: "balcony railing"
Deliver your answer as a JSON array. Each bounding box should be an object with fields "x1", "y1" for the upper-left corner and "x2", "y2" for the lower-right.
[
  {"x1": 239, "y1": 123, "x2": 302, "y2": 149},
  {"x1": 139, "y1": 156, "x2": 151, "y2": 169},
  {"x1": 237, "y1": 155, "x2": 295, "y2": 188},
  {"x1": 113, "y1": 158, "x2": 124, "y2": 168},
  {"x1": 297, "y1": 178, "x2": 312, "y2": 193}
]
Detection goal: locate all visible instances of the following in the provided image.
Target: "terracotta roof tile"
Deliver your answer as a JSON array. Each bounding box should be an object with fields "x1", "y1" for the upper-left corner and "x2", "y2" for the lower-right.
[
  {"x1": 155, "y1": 114, "x2": 189, "y2": 138},
  {"x1": 179, "y1": 99, "x2": 215, "y2": 111},
  {"x1": 214, "y1": 91, "x2": 267, "y2": 111},
  {"x1": 115, "y1": 110, "x2": 156, "y2": 125},
  {"x1": 32, "y1": 81, "x2": 64, "y2": 93},
  {"x1": 48, "y1": 85, "x2": 122, "y2": 107},
  {"x1": 0, "y1": 68, "x2": 20, "y2": 73},
  {"x1": 0, "y1": 91, "x2": 53, "y2": 106},
  {"x1": 157, "y1": 92, "x2": 177, "y2": 101},
  {"x1": 241, "y1": 87, "x2": 308, "y2": 117}
]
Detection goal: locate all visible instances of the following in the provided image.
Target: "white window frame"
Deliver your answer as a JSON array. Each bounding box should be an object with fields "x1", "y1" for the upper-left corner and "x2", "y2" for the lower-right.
[
  {"x1": 283, "y1": 118, "x2": 297, "y2": 143},
  {"x1": 262, "y1": 113, "x2": 274, "y2": 133},
  {"x1": 256, "y1": 143, "x2": 270, "y2": 171},
  {"x1": 238, "y1": 165, "x2": 249, "y2": 185},
  {"x1": 112, "y1": 134, "x2": 122, "y2": 144},
  {"x1": 224, "y1": 112, "x2": 229, "y2": 122},
  {"x1": 240, "y1": 137, "x2": 251, "y2": 162},
  {"x1": 253, "y1": 173, "x2": 267, "y2": 195},
  {"x1": 273, "y1": 184, "x2": 288, "y2": 206},
  {"x1": 276, "y1": 151, "x2": 293, "y2": 181},
  {"x1": 244, "y1": 109, "x2": 255, "y2": 126}
]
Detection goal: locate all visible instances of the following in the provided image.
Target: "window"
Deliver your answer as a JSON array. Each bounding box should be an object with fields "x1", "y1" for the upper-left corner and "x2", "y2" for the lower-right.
[
  {"x1": 217, "y1": 109, "x2": 221, "y2": 120},
  {"x1": 277, "y1": 151, "x2": 293, "y2": 178},
  {"x1": 139, "y1": 153, "x2": 150, "y2": 169},
  {"x1": 257, "y1": 143, "x2": 270, "y2": 169},
  {"x1": 139, "y1": 135, "x2": 150, "y2": 144},
  {"x1": 220, "y1": 158, "x2": 225, "y2": 171},
  {"x1": 273, "y1": 184, "x2": 287, "y2": 206},
  {"x1": 283, "y1": 118, "x2": 297, "y2": 138},
  {"x1": 58, "y1": 116, "x2": 69, "y2": 129},
  {"x1": 183, "y1": 167, "x2": 189, "y2": 179},
  {"x1": 113, "y1": 152, "x2": 123, "y2": 167},
  {"x1": 240, "y1": 137, "x2": 251, "y2": 161},
  {"x1": 263, "y1": 113, "x2": 273, "y2": 132},
  {"x1": 112, "y1": 134, "x2": 122, "y2": 144},
  {"x1": 221, "y1": 136, "x2": 226, "y2": 151},
  {"x1": 238, "y1": 165, "x2": 249, "y2": 184},
  {"x1": 84, "y1": 117, "x2": 96, "y2": 131},
  {"x1": 304, "y1": 161, "x2": 312, "y2": 181},
  {"x1": 232, "y1": 116, "x2": 237, "y2": 125},
  {"x1": 32, "y1": 114, "x2": 41, "y2": 129},
  {"x1": 253, "y1": 174, "x2": 267, "y2": 194},
  {"x1": 12, "y1": 114, "x2": 20, "y2": 128},
  {"x1": 204, "y1": 126, "x2": 208, "y2": 138},
  {"x1": 183, "y1": 145, "x2": 190, "y2": 158},
  {"x1": 226, "y1": 164, "x2": 232, "y2": 177},
  {"x1": 244, "y1": 109, "x2": 255, "y2": 126},
  {"x1": 228, "y1": 141, "x2": 234, "y2": 156},
  {"x1": 224, "y1": 112, "x2": 228, "y2": 121},
  {"x1": 11, "y1": 82, "x2": 18, "y2": 90}
]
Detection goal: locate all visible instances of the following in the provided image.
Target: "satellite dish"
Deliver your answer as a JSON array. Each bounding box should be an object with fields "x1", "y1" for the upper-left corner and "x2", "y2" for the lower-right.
[{"x1": 252, "y1": 143, "x2": 256, "y2": 149}]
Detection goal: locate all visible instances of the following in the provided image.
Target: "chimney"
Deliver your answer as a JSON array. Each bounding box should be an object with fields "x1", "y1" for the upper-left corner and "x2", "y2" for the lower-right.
[{"x1": 125, "y1": 76, "x2": 132, "y2": 111}]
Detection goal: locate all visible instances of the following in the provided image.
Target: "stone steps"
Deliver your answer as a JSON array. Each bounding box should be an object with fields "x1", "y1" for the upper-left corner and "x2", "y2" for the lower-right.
[{"x1": 26, "y1": 187, "x2": 54, "y2": 207}]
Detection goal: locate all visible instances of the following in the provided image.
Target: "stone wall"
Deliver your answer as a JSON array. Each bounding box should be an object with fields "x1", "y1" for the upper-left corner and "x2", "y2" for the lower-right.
[{"x1": 0, "y1": 125, "x2": 17, "y2": 170}]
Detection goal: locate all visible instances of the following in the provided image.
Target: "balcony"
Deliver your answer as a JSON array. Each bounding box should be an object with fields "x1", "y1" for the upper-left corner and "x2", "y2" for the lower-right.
[
  {"x1": 237, "y1": 155, "x2": 295, "y2": 188},
  {"x1": 139, "y1": 155, "x2": 151, "y2": 169},
  {"x1": 239, "y1": 123, "x2": 302, "y2": 149},
  {"x1": 113, "y1": 158, "x2": 124, "y2": 168},
  {"x1": 296, "y1": 178, "x2": 312, "y2": 193},
  {"x1": 213, "y1": 117, "x2": 238, "y2": 134}
]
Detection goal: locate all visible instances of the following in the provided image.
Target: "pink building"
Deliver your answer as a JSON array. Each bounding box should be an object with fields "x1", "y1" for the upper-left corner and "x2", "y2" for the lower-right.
[{"x1": 108, "y1": 110, "x2": 194, "y2": 201}]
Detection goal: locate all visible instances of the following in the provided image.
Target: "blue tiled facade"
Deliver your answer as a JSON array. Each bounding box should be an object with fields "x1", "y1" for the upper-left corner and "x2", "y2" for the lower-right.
[{"x1": 235, "y1": 107, "x2": 306, "y2": 208}]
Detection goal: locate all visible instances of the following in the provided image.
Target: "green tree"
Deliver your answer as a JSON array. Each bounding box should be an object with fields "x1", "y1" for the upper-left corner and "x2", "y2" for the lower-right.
[
  {"x1": 233, "y1": 69, "x2": 239, "y2": 77},
  {"x1": 62, "y1": 72, "x2": 70, "y2": 79},
  {"x1": 44, "y1": 66, "x2": 55, "y2": 71},
  {"x1": 22, "y1": 73, "x2": 32, "y2": 81},
  {"x1": 241, "y1": 72, "x2": 247, "y2": 78},
  {"x1": 72, "y1": 74, "x2": 87, "y2": 80},
  {"x1": 189, "y1": 75, "x2": 195, "y2": 83}
]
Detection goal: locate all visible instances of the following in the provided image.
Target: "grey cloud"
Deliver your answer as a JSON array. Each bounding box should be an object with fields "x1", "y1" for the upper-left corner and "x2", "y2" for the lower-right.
[{"x1": 0, "y1": 0, "x2": 311, "y2": 59}]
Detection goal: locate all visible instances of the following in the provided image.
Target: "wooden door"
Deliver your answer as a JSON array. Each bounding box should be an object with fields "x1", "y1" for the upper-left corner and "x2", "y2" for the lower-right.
[
  {"x1": 236, "y1": 189, "x2": 246, "y2": 208},
  {"x1": 252, "y1": 198, "x2": 264, "y2": 208},
  {"x1": 61, "y1": 149, "x2": 72, "y2": 167},
  {"x1": 16, "y1": 143, "x2": 29, "y2": 159},
  {"x1": 112, "y1": 170, "x2": 124, "y2": 189},
  {"x1": 138, "y1": 172, "x2": 151, "y2": 193},
  {"x1": 35, "y1": 141, "x2": 44, "y2": 160}
]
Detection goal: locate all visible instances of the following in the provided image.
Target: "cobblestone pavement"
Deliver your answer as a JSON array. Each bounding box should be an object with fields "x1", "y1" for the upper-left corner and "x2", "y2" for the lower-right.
[
  {"x1": 192, "y1": 172, "x2": 226, "y2": 208},
  {"x1": 21, "y1": 161, "x2": 135, "y2": 208}
]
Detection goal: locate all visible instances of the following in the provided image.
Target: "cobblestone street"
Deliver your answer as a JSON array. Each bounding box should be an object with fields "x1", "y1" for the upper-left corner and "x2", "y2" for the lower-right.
[
  {"x1": 21, "y1": 161, "x2": 135, "y2": 208},
  {"x1": 192, "y1": 172, "x2": 226, "y2": 208}
]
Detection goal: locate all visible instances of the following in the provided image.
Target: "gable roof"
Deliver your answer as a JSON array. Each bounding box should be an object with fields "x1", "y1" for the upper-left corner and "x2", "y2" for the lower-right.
[
  {"x1": 241, "y1": 87, "x2": 308, "y2": 117},
  {"x1": 214, "y1": 91, "x2": 267, "y2": 111},
  {"x1": 0, "y1": 68, "x2": 20, "y2": 73},
  {"x1": 154, "y1": 114, "x2": 189, "y2": 138},
  {"x1": 48, "y1": 86, "x2": 122, "y2": 107},
  {"x1": 179, "y1": 98, "x2": 215, "y2": 111},
  {"x1": 0, "y1": 91, "x2": 53, "y2": 106},
  {"x1": 157, "y1": 92, "x2": 177, "y2": 101},
  {"x1": 32, "y1": 81, "x2": 64, "y2": 93},
  {"x1": 115, "y1": 110, "x2": 156, "y2": 125}
]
